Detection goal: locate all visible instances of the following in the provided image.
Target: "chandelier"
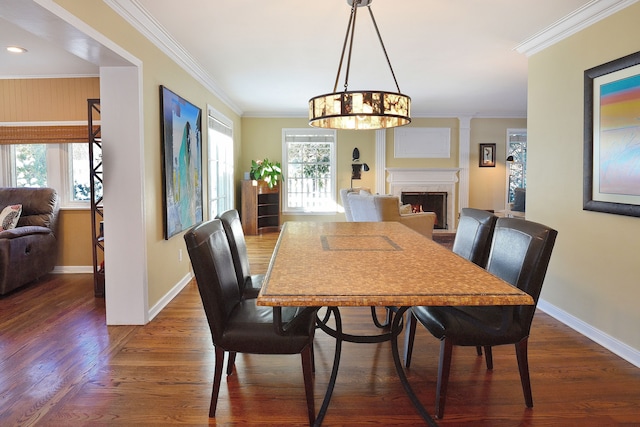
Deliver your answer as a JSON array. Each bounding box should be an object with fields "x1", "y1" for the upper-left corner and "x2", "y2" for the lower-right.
[{"x1": 308, "y1": 0, "x2": 411, "y2": 130}]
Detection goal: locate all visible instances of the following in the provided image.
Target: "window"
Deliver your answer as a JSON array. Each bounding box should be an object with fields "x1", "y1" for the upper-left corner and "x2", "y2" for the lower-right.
[
  {"x1": 13, "y1": 143, "x2": 48, "y2": 187},
  {"x1": 207, "y1": 108, "x2": 234, "y2": 219},
  {"x1": 282, "y1": 128, "x2": 336, "y2": 213},
  {"x1": 0, "y1": 142, "x2": 96, "y2": 208},
  {"x1": 506, "y1": 129, "x2": 527, "y2": 204},
  {"x1": 69, "y1": 142, "x2": 102, "y2": 202}
]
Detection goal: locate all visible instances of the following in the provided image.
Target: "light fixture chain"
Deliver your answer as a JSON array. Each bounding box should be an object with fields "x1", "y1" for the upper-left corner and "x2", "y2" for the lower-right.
[
  {"x1": 333, "y1": 2, "x2": 357, "y2": 93},
  {"x1": 367, "y1": 5, "x2": 402, "y2": 94},
  {"x1": 343, "y1": 1, "x2": 360, "y2": 92},
  {"x1": 309, "y1": 0, "x2": 411, "y2": 130}
]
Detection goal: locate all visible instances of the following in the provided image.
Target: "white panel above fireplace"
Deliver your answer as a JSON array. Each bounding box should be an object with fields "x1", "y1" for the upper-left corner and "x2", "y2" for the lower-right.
[
  {"x1": 387, "y1": 168, "x2": 460, "y2": 232},
  {"x1": 394, "y1": 127, "x2": 451, "y2": 158}
]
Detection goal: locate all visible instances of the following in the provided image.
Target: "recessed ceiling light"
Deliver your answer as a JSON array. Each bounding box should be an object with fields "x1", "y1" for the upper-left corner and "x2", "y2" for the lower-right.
[{"x1": 6, "y1": 46, "x2": 28, "y2": 53}]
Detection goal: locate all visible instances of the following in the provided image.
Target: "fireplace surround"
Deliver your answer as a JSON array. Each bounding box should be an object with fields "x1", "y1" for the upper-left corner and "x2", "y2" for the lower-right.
[
  {"x1": 402, "y1": 191, "x2": 447, "y2": 229},
  {"x1": 387, "y1": 168, "x2": 460, "y2": 232}
]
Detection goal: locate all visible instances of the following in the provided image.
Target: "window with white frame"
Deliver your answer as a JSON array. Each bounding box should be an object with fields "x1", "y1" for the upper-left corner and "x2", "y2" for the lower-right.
[
  {"x1": 0, "y1": 140, "x2": 96, "y2": 208},
  {"x1": 506, "y1": 129, "x2": 527, "y2": 205},
  {"x1": 207, "y1": 108, "x2": 234, "y2": 219},
  {"x1": 282, "y1": 128, "x2": 336, "y2": 213}
]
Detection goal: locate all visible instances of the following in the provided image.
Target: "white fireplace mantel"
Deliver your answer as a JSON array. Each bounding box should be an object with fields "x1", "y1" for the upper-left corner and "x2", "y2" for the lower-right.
[{"x1": 386, "y1": 168, "x2": 460, "y2": 232}]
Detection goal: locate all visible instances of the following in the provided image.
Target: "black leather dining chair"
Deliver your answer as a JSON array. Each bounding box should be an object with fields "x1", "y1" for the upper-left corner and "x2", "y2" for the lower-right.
[
  {"x1": 451, "y1": 208, "x2": 498, "y2": 267},
  {"x1": 218, "y1": 209, "x2": 316, "y2": 375},
  {"x1": 375, "y1": 208, "x2": 498, "y2": 331},
  {"x1": 184, "y1": 219, "x2": 318, "y2": 425},
  {"x1": 217, "y1": 209, "x2": 263, "y2": 299},
  {"x1": 404, "y1": 208, "x2": 498, "y2": 364},
  {"x1": 404, "y1": 217, "x2": 557, "y2": 419}
]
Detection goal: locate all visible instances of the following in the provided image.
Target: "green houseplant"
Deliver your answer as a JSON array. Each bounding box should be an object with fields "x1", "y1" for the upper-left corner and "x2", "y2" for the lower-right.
[{"x1": 250, "y1": 158, "x2": 282, "y2": 188}]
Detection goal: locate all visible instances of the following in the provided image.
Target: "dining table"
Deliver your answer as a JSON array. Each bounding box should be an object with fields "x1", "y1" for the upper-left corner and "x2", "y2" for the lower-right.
[{"x1": 257, "y1": 221, "x2": 534, "y2": 426}]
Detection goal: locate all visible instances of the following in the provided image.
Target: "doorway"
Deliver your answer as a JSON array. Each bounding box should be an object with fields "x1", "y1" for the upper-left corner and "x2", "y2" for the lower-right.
[{"x1": 4, "y1": 1, "x2": 148, "y2": 325}]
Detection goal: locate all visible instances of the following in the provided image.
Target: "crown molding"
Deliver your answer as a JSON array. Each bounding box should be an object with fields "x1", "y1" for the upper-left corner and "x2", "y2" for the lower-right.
[
  {"x1": 104, "y1": 0, "x2": 242, "y2": 116},
  {"x1": 516, "y1": 0, "x2": 638, "y2": 56}
]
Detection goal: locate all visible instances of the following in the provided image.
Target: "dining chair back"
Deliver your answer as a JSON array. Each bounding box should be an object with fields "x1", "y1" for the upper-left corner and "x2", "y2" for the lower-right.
[
  {"x1": 405, "y1": 217, "x2": 557, "y2": 419},
  {"x1": 218, "y1": 209, "x2": 263, "y2": 299},
  {"x1": 486, "y1": 218, "x2": 556, "y2": 330},
  {"x1": 184, "y1": 219, "x2": 317, "y2": 424},
  {"x1": 452, "y1": 208, "x2": 498, "y2": 267}
]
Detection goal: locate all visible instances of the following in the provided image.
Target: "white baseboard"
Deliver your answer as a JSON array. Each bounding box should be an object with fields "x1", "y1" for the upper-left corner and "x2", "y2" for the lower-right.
[
  {"x1": 147, "y1": 272, "x2": 194, "y2": 321},
  {"x1": 49, "y1": 267, "x2": 193, "y2": 324},
  {"x1": 52, "y1": 265, "x2": 93, "y2": 274},
  {"x1": 538, "y1": 299, "x2": 640, "y2": 368}
]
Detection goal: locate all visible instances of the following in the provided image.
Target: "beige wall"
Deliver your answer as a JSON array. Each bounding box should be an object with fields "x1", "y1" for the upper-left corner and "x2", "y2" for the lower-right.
[
  {"x1": 470, "y1": 118, "x2": 527, "y2": 210},
  {"x1": 0, "y1": 77, "x2": 100, "y2": 267},
  {"x1": 57, "y1": 210, "x2": 95, "y2": 266},
  {"x1": 528, "y1": 3, "x2": 640, "y2": 351},
  {"x1": 242, "y1": 116, "x2": 525, "y2": 224},
  {"x1": 385, "y1": 117, "x2": 460, "y2": 171},
  {"x1": 56, "y1": 0, "x2": 242, "y2": 307}
]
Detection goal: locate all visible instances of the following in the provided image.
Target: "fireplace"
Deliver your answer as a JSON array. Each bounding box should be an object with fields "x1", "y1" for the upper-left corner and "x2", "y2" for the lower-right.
[
  {"x1": 387, "y1": 168, "x2": 460, "y2": 232},
  {"x1": 402, "y1": 192, "x2": 447, "y2": 229}
]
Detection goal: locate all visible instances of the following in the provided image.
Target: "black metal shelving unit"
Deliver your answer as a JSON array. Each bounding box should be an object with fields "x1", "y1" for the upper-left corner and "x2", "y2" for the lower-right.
[{"x1": 88, "y1": 98, "x2": 104, "y2": 297}]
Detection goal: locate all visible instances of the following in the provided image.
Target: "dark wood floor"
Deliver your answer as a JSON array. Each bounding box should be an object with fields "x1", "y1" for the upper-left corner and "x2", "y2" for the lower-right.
[{"x1": 1, "y1": 232, "x2": 639, "y2": 426}]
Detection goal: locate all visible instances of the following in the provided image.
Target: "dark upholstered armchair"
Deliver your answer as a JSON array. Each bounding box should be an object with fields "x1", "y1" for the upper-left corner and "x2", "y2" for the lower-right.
[
  {"x1": 217, "y1": 209, "x2": 263, "y2": 299},
  {"x1": 405, "y1": 218, "x2": 557, "y2": 419},
  {"x1": 0, "y1": 187, "x2": 60, "y2": 295},
  {"x1": 183, "y1": 219, "x2": 318, "y2": 425}
]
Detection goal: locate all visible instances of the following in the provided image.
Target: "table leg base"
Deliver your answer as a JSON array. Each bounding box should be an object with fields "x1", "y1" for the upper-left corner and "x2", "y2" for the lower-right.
[{"x1": 314, "y1": 306, "x2": 438, "y2": 426}]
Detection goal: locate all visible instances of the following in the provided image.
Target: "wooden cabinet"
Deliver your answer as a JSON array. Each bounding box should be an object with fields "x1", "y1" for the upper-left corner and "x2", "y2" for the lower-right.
[{"x1": 241, "y1": 180, "x2": 280, "y2": 235}]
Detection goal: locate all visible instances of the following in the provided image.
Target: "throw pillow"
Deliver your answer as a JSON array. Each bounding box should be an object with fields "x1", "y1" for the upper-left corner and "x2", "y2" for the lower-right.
[
  {"x1": 399, "y1": 204, "x2": 413, "y2": 214},
  {"x1": 0, "y1": 204, "x2": 22, "y2": 231}
]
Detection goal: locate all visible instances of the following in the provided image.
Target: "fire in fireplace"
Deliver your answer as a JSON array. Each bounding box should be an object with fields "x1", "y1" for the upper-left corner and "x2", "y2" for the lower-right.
[{"x1": 401, "y1": 192, "x2": 448, "y2": 229}]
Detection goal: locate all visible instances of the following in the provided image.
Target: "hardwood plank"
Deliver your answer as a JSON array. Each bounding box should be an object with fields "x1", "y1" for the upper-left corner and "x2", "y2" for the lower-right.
[{"x1": 1, "y1": 232, "x2": 639, "y2": 426}]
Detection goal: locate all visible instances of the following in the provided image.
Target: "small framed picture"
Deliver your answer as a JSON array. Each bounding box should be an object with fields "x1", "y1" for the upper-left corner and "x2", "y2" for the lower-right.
[{"x1": 479, "y1": 143, "x2": 496, "y2": 167}]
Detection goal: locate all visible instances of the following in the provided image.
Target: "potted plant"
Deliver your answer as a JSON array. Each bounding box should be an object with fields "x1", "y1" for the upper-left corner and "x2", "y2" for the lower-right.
[{"x1": 250, "y1": 158, "x2": 282, "y2": 189}]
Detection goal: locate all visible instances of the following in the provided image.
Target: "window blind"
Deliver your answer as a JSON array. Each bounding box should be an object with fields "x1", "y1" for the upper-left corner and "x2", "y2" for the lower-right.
[{"x1": 0, "y1": 125, "x2": 93, "y2": 145}]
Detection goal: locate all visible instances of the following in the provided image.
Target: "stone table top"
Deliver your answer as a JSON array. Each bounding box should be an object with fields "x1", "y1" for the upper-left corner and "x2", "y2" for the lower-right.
[{"x1": 258, "y1": 221, "x2": 533, "y2": 307}]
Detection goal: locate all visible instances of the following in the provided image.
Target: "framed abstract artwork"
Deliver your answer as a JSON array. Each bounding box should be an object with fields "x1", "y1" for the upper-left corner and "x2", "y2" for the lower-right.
[
  {"x1": 479, "y1": 143, "x2": 496, "y2": 167},
  {"x1": 584, "y1": 51, "x2": 640, "y2": 218},
  {"x1": 160, "y1": 86, "x2": 203, "y2": 239}
]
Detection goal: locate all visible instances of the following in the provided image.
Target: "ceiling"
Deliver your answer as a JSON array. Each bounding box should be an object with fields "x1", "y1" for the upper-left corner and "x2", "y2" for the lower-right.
[{"x1": 0, "y1": 0, "x2": 622, "y2": 118}]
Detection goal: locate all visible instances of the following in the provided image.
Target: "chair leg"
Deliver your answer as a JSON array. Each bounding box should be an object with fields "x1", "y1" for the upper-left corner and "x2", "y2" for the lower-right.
[
  {"x1": 476, "y1": 346, "x2": 483, "y2": 356},
  {"x1": 226, "y1": 351, "x2": 237, "y2": 375},
  {"x1": 484, "y1": 346, "x2": 493, "y2": 370},
  {"x1": 210, "y1": 347, "x2": 225, "y2": 417},
  {"x1": 301, "y1": 345, "x2": 316, "y2": 425},
  {"x1": 515, "y1": 338, "x2": 533, "y2": 408},
  {"x1": 435, "y1": 338, "x2": 453, "y2": 419},
  {"x1": 403, "y1": 311, "x2": 417, "y2": 368}
]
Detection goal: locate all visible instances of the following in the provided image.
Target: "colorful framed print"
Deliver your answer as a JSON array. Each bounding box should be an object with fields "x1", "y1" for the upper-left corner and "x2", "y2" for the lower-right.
[
  {"x1": 160, "y1": 86, "x2": 203, "y2": 239},
  {"x1": 584, "y1": 51, "x2": 640, "y2": 217}
]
